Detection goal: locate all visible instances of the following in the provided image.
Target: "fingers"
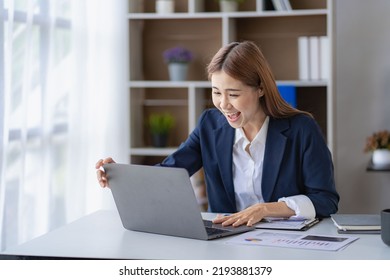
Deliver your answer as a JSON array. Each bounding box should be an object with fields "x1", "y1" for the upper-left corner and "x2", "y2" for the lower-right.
[
  {"x1": 227, "y1": 215, "x2": 257, "y2": 227},
  {"x1": 246, "y1": 218, "x2": 257, "y2": 227},
  {"x1": 213, "y1": 208, "x2": 264, "y2": 227},
  {"x1": 103, "y1": 157, "x2": 116, "y2": 164},
  {"x1": 96, "y1": 169, "x2": 108, "y2": 188},
  {"x1": 212, "y1": 214, "x2": 229, "y2": 224},
  {"x1": 213, "y1": 214, "x2": 248, "y2": 227},
  {"x1": 95, "y1": 159, "x2": 104, "y2": 169},
  {"x1": 95, "y1": 157, "x2": 116, "y2": 169},
  {"x1": 225, "y1": 216, "x2": 248, "y2": 227},
  {"x1": 95, "y1": 157, "x2": 116, "y2": 188}
]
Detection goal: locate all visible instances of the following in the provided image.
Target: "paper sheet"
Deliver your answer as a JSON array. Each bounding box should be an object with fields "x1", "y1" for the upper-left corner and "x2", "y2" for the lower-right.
[{"x1": 226, "y1": 231, "x2": 359, "y2": 251}]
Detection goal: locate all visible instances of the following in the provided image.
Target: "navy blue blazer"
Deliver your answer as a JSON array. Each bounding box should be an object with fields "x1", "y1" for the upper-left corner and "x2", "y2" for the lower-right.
[{"x1": 160, "y1": 109, "x2": 339, "y2": 218}]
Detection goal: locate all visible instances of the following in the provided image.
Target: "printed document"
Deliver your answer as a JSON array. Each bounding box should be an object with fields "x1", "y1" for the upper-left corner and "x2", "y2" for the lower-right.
[{"x1": 226, "y1": 231, "x2": 359, "y2": 251}]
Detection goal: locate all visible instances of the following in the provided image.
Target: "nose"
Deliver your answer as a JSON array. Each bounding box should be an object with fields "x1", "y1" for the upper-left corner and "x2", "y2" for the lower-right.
[{"x1": 220, "y1": 95, "x2": 231, "y2": 110}]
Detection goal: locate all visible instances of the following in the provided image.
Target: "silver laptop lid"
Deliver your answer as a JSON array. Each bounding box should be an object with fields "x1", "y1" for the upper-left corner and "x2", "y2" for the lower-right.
[{"x1": 104, "y1": 164, "x2": 209, "y2": 240}]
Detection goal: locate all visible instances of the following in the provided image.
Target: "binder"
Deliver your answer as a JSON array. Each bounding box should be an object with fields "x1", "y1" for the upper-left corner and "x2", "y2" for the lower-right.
[
  {"x1": 298, "y1": 36, "x2": 310, "y2": 80},
  {"x1": 319, "y1": 36, "x2": 329, "y2": 80},
  {"x1": 309, "y1": 36, "x2": 320, "y2": 80},
  {"x1": 255, "y1": 217, "x2": 320, "y2": 231}
]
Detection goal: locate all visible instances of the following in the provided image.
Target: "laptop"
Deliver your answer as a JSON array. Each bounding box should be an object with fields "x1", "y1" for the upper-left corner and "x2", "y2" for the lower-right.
[{"x1": 103, "y1": 163, "x2": 254, "y2": 240}]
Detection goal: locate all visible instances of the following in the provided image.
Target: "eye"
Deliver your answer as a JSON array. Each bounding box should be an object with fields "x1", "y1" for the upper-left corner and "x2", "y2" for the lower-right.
[
  {"x1": 229, "y1": 94, "x2": 239, "y2": 98},
  {"x1": 212, "y1": 91, "x2": 221, "y2": 95}
]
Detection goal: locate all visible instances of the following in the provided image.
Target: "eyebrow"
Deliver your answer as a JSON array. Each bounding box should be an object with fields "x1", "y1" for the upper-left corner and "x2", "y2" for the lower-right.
[{"x1": 212, "y1": 86, "x2": 241, "y2": 92}]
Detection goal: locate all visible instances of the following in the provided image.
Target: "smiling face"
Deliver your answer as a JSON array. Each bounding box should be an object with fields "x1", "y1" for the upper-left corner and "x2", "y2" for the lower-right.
[{"x1": 211, "y1": 70, "x2": 266, "y2": 140}]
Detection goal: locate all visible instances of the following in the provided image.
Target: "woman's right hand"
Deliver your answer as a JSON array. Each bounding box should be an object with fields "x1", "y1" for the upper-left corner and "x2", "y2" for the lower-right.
[{"x1": 95, "y1": 157, "x2": 116, "y2": 188}]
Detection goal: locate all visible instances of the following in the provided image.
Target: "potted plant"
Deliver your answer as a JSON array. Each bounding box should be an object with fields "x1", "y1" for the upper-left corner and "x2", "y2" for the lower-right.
[
  {"x1": 364, "y1": 130, "x2": 390, "y2": 165},
  {"x1": 163, "y1": 46, "x2": 193, "y2": 81},
  {"x1": 218, "y1": 0, "x2": 246, "y2": 12},
  {"x1": 148, "y1": 113, "x2": 175, "y2": 147}
]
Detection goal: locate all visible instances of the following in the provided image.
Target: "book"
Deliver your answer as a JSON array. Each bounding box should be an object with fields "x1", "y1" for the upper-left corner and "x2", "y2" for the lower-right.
[
  {"x1": 331, "y1": 214, "x2": 381, "y2": 232},
  {"x1": 309, "y1": 36, "x2": 320, "y2": 80},
  {"x1": 337, "y1": 229, "x2": 381, "y2": 234},
  {"x1": 298, "y1": 36, "x2": 310, "y2": 80},
  {"x1": 282, "y1": 0, "x2": 292, "y2": 11},
  {"x1": 271, "y1": 0, "x2": 284, "y2": 11},
  {"x1": 278, "y1": 85, "x2": 297, "y2": 108},
  {"x1": 319, "y1": 36, "x2": 329, "y2": 80}
]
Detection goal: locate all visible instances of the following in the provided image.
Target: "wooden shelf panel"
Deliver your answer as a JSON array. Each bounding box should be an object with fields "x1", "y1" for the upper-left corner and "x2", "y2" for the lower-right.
[
  {"x1": 128, "y1": 80, "x2": 328, "y2": 88},
  {"x1": 130, "y1": 0, "x2": 328, "y2": 15},
  {"x1": 128, "y1": 10, "x2": 328, "y2": 19},
  {"x1": 143, "y1": 99, "x2": 188, "y2": 107},
  {"x1": 130, "y1": 147, "x2": 178, "y2": 156},
  {"x1": 129, "y1": 81, "x2": 211, "y2": 88},
  {"x1": 367, "y1": 160, "x2": 390, "y2": 172}
]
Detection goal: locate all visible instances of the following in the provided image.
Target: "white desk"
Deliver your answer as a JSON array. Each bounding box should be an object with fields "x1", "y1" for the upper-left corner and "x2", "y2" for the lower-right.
[{"x1": 1, "y1": 210, "x2": 389, "y2": 260}]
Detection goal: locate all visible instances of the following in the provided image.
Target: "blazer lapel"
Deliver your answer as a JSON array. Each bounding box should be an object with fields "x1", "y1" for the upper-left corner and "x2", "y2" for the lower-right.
[
  {"x1": 262, "y1": 118, "x2": 289, "y2": 202},
  {"x1": 214, "y1": 123, "x2": 236, "y2": 209}
]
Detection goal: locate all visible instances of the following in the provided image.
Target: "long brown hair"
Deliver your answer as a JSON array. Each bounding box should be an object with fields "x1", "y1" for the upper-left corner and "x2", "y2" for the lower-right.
[{"x1": 207, "y1": 41, "x2": 312, "y2": 118}]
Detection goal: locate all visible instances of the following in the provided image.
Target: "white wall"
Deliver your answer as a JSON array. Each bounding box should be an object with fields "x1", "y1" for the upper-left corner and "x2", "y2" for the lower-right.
[{"x1": 334, "y1": 0, "x2": 390, "y2": 214}]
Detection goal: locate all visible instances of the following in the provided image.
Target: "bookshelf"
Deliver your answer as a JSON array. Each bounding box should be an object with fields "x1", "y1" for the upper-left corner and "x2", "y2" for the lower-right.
[{"x1": 128, "y1": 0, "x2": 333, "y2": 166}]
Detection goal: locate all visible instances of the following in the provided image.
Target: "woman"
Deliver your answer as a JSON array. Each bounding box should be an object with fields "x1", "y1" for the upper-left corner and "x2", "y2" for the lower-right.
[{"x1": 96, "y1": 41, "x2": 339, "y2": 227}]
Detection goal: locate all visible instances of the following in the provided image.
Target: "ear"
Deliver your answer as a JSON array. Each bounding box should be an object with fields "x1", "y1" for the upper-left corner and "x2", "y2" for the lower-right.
[{"x1": 257, "y1": 87, "x2": 264, "y2": 98}]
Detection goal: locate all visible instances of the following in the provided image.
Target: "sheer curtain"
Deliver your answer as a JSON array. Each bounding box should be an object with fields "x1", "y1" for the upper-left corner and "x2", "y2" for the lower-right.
[{"x1": 0, "y1": 0, "x2": 129, "y2": 251}]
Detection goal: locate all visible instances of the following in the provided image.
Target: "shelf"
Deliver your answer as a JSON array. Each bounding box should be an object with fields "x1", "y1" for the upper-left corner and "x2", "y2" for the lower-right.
[
  {"x1": 129, "y1": 80, "x2": 327, "y2": 88},
  {"x1": 128, "y1": 10, "x2": 328, "y2": 20},
  {"x1": 143, "y1": 99, "x2": 188, "y2": 106},
  {"x1": 130, "y1": 147, "x2": 178, "y2": 157},
  {"x1": 129, "y1": 81, "x2": 211, "y2": 88},
  {"x1": 366, "y1": 161, "x2": 390, "y2": 172}
]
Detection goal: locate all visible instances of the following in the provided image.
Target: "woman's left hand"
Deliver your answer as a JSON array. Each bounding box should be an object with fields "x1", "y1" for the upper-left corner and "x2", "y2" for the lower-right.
[
  {"x1": 212, "y1": 202, "x2": 295, "y2": 227},
  {"x1": 213, "y1": 204, "x2": 266, "y2": 227}
]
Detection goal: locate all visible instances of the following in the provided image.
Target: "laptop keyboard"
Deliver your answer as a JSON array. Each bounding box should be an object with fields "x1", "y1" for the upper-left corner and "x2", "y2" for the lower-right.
[
  {"x1": 203, "y1": 220, "x2": 232, "y2": 236},
  {"x1": 205, "y1": 226, "x2": 229, "y2": 236}
]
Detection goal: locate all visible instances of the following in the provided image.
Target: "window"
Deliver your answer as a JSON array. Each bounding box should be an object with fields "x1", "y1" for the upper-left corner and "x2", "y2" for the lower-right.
[
  {"x1": 0, "y1": 0, "x2": 72, "y2": 250},
  {"x1": 1, "y1": 0, "x2": 129, "y2": 251}
]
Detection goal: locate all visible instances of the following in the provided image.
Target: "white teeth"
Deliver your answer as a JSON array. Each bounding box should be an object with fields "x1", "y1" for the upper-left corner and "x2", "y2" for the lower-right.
[
  {"x1": 225, "y1": 112, "x2": 240, "y2": 121},
  {"x1": 226, "y1": 112, "x2": 238, "y2": 117}
]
